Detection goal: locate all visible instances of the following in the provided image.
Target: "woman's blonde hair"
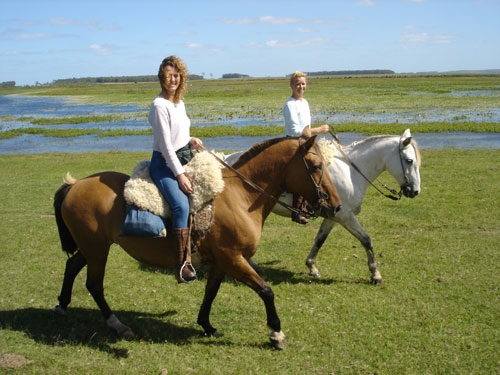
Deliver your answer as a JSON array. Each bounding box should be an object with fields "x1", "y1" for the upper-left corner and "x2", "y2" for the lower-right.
[
  {"x1": 157, "y1": 55, "x2": 188, "y2": 103},
  {"x1": 289, "y1": 71, "x2": 307, "y2": 86}
]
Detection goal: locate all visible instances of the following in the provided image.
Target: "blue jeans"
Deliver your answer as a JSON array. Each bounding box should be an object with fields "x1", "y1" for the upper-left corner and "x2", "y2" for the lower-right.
[{"x1": 149, "y1": 151, "x2": 190, "y2": 229}]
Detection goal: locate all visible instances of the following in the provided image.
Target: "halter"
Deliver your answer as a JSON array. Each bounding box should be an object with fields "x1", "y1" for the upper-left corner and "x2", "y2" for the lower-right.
[
  {"x1": 200, "y1": 141, "x2": 332, "y2": 219},
  {"x1": 329, "y1": 129, "x2": 408, "y2": 201}
]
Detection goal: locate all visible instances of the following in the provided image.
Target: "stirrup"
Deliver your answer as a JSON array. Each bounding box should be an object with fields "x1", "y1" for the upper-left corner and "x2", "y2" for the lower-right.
[{"x1": 178, "y1": 261, "x2": 197, "y2": 283}]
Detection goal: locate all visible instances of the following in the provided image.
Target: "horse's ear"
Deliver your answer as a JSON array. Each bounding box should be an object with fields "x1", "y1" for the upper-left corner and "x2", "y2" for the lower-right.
[
  {"x1": 302, "y1": 134, "x2": 318, "y2": 152},
  {"x1": 401, "y1": 129, "x2": 412, "y2": 147}
]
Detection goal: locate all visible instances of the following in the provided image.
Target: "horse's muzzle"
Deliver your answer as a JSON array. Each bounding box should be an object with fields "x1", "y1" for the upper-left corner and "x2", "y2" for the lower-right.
[{"x1": 402, "y1": 185, "x2": 419, "y2": 198}]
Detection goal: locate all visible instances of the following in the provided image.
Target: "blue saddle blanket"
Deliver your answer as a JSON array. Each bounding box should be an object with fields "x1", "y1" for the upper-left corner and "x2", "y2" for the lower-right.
[{"x1": 120, "y1": 205, "x2": 167, "y2": 237}]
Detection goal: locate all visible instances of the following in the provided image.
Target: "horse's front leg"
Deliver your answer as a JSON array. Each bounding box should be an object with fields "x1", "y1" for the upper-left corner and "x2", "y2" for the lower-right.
[
  {"x1": 197, "y1": 268, "x2": 225, "y2": 337},
  {"x1": 340, "y1": 214, "x2": 382, "y2": 285},
  {"x1": 230, "y1": 258, "x2": 285, "y2": 350},
  {"x1": 305, "y1": 218, "x2": 336, "y2": 277}
]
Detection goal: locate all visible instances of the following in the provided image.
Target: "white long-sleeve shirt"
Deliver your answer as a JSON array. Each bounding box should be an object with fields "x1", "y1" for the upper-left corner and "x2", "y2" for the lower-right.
[
  {"x1": 149, "y1": 96, "x2": 191, "y2": 177},
  {"x1": 283, "y1": 97, "x2": 311, "y2": 136}
]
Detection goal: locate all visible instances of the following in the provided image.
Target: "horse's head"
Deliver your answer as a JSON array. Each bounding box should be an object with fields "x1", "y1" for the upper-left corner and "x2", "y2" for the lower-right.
[
  {"x1": 388, "y1": 129, "x2": 421, "y2": 198},
  {"x1": 285, "y1": 134, "x2": 342, "y2": 218}
]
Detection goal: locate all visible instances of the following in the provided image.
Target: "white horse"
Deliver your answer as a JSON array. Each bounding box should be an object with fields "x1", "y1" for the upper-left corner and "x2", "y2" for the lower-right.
[{"x1": 224, "y1": 129, "x2": 421, "y2": 284}]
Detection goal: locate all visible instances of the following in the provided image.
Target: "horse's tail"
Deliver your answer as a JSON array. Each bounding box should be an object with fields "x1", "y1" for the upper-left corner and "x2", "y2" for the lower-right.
[{"x1": 54, "y1": 174, "x2": 78, "y2": 255}]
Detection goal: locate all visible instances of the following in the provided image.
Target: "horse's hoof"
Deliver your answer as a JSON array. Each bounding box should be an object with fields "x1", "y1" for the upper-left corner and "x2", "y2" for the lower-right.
[
  {"x1": 309, "y1": 271, "x2": 321, "y2": 278},
  {"x1": 52, "y1": 305, "x2": 67, "y2": 316},
  {"x1": 120, "y1": 328, "x2": 135, "y2": 339},
  {"x1": 371, "y1": 278, "x2": 383, "y2": 286},
  {"x1": 202, "y1": 329, "x2": 221, "y2": 338},
  {"x1": 269, "y1": 330, "x2": 286, "y2": 350}
]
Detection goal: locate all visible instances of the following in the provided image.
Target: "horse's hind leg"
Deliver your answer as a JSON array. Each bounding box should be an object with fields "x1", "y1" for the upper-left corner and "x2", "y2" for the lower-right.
[
  {"x1": 53, "y1": 250, "x2": 87, "y2": 315},
  {"x1": 305, "y1": 218, "x2": 336, "y2": 277},
  {"x1": 84, "y1": 246, "x2": 134, "y2": 338}
]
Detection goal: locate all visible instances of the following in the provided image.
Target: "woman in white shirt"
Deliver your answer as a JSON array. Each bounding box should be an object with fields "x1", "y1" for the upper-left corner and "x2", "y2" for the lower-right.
[
  {"x1": 283, "y1": 71, "x2": 330, "y2": 224},
  {"x1": 149, "y1": 56, "x2": 203, "y2": 283}
]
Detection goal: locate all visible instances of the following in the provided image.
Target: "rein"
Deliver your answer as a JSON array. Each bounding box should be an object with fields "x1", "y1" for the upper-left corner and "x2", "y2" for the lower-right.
[
  {"x1": 199, "y1": 144, "x2": 313, "y2": 218},
  {"x1": 328, "y1": 130, "x2": 402, "y2": 201}
]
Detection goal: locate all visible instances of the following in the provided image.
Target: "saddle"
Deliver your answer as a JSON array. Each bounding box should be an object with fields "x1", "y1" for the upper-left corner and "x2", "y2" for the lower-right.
[{"x1": 121, "y1": 150, "x2": 225, "y2": 237}]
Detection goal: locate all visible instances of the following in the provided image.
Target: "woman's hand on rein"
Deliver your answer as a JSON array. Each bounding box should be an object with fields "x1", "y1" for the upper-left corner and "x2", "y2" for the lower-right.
[{"x1": 190, "y1": 137, "x2": 203, "y2": 150}]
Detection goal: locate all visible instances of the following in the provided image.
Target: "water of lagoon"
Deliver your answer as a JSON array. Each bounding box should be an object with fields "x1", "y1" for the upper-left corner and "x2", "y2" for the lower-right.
[{"x1": 1, "y1": 95, "x2": 499, "y2": 154}]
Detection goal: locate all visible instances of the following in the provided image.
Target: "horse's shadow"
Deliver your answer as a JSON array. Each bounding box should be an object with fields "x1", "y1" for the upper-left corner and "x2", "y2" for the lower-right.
[
  {"x1": 0, "y1": 307, "x2": 214, "y2": 358},
  {"x1": 250, "y1": 260, "x2": 372, "y2": 286}
]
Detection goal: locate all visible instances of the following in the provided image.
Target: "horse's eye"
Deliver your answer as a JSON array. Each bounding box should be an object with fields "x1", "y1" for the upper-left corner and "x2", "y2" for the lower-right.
[{"x1": 313, "y1": 164, "x2": 322, "y2": 172}]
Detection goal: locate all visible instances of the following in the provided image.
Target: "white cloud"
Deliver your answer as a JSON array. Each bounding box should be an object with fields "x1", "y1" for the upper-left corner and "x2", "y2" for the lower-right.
[
  {"x1": 220, "y1": 16, "x2": 351, "y2": 26},
  {"x1": 51, "y1": 18, "x2": 120, "y2": 31},
  {"x1": 15, "y1": 32, "x2": 58, "y2": 40},
  {"x1": 0, "y1": 50, "x2": 22, "y2": 56},
  {"x1": 400, "y1": 32, "x2": 457, "y2": 44},
  {"x1": 186, "y1": 42, "x2": 221, "y2": 52},
  {"x1": 296, "y1": 27, "x2": 315, "y2": 33},
  {"x1": 400, "y1": 32, "x2": 430, "y2": 43},
  {"x1": 356, "y1": 0, "x2": 375, "y2": 6},
  {"x1": 89, "y1": 43, "x2": 115, "y2": 55},
  {"x1": 259, "y1": 16, "x2": 301, "y2": 25},
  {"x1": 220, "y1": 17, "x2": 254, "y2": 25},
  {"x1": 248, "y1": 38, "x2": 327, "y2": 48}
]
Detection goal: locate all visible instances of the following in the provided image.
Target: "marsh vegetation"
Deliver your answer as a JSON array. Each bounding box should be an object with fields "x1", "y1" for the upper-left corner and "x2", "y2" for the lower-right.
[{"x1": 1, "y1": 75, "x2": 499, "y2": 142}]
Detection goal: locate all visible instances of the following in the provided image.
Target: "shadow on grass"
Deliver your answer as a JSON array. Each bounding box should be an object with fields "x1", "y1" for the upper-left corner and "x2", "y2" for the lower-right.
[
  {"x1": 250, "y1": 260, "x2": 374, "y2": 286},
  {"x1": 0, "y1": 307, "x2": 204, "y2": 357}
]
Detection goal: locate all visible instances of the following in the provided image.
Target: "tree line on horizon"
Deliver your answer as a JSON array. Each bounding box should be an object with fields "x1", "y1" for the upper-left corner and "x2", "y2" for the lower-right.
[
  {"x1": 14, "y1": 69, "x2": 394, "y2": 86},
  {"x1": 7, "y1": 68, "x2": 499, "y2": 87},
  {"x1": 52, "y1": 70, "x2": 394, "y2": 84}
]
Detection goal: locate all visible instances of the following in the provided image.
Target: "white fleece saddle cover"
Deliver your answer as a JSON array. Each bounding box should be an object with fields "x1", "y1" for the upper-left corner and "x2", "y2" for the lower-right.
[{"x1": 124, "y1": 151, "x2": 225, "y2": 220}]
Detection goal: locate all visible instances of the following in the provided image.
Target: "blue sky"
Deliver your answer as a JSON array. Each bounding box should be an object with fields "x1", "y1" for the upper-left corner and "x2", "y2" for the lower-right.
[{"x1": 2, "y1": 0, "x2": 499, "y2": 86}]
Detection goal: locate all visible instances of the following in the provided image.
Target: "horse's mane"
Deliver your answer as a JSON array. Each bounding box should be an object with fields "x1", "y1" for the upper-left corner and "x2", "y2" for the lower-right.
[
  {"x1": 410, "y1": 139, "x2": 421, "y2": 166},
  {"x1": 347, "y1": 134, "x2": 421, "y2": 166},
  {"x1": 231, "y1": 136, "x2": 292, "y2": 168}
]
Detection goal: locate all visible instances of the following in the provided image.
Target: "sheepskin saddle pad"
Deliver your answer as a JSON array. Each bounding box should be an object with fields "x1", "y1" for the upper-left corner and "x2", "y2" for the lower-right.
[{"x1": 124, "y1": 150, "x2": 225, "y2": 232}]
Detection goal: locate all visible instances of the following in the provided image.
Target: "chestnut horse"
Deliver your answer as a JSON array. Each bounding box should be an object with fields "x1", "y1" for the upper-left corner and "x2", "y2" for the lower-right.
[{"x1": 52, "y1": 134, "x2": 341, "y2": 349}]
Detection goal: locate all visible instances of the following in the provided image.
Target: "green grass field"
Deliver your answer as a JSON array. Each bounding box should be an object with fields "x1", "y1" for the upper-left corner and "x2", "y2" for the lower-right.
[
  {"x1": 0, "y1": 148, "x2": 499, "y2": 374},
  {"x1": 1, "y1": 75, "x2": 499, "y2": 373}
]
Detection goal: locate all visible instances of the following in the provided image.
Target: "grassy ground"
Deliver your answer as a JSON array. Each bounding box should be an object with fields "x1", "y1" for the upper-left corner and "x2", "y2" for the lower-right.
[{"x1": 0, "y1": 148, "x2": 499, "y2": 374}]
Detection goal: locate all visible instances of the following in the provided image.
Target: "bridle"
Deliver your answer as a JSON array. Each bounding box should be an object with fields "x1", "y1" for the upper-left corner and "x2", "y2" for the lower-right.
[
  {"x1": 329, "y1": 129, "x2": 409, "y2": 201},
  {"x1": 297, "y1": 138, "x2": 332, "y2": 217},
  {"x1": 199, "y1": 141, "x2": 332, "y2": 219}
]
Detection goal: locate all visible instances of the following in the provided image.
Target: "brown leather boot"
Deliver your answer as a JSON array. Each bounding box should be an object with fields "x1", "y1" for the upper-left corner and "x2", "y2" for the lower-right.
[
  {"x1": 174, "y1": 228, "x2": 197, "y2": 283},
  {"x1": 292, "y1": 193, "x2": 308, "y2": 224}
]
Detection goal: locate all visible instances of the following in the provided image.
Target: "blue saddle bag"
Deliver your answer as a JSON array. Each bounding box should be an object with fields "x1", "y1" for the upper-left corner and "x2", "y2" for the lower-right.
[{"x1": 120, "y1": 205, "x2": 167, "y2": 237}]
